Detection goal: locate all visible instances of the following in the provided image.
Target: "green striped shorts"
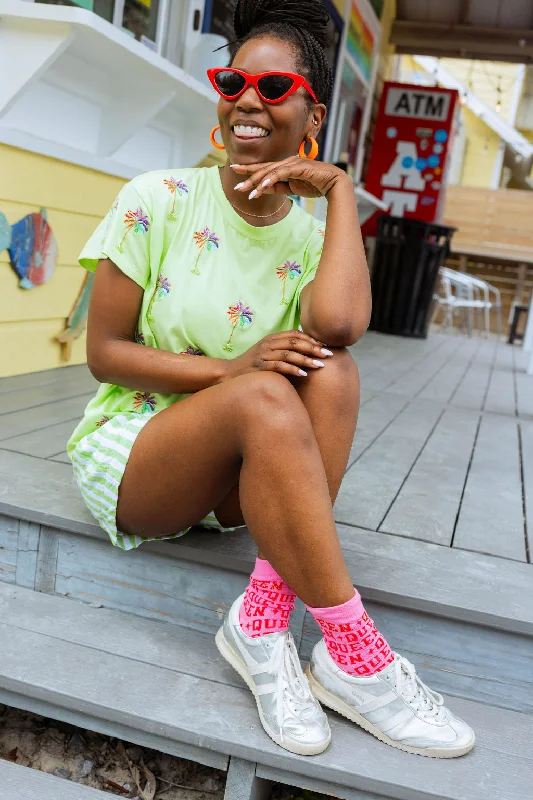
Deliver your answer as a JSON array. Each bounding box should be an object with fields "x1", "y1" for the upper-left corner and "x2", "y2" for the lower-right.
[{"x1": 71, "y1": 412, "x2": 240, "y2": 551}]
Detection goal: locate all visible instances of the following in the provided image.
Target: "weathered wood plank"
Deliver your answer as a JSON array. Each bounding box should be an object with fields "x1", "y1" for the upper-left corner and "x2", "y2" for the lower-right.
[
  {"x1": 515, "y1": 371, "x2": 533, "y2": 420},
  {"x1": 15, "y1": 520, "x2": 40, "y2": 589},
  {"x1": 383, "y1": 336, "x2": 462, "y2": 398},
  {"x1": 483, "y1": 344, "x2": 516, "y2": 417},
  {"x1": 53, "y1": 533, "x2": 303, "y2": 647},
  {"x1": 0, "y1": 688, "x2": 229, "y2": 772},
  {"x1": 347, "y1": 392, "x2": 409, "y2": 467},
  {"x1": 0, "y1": 759, "x2": 112, "y2": 800},
  {"x1": 35, "y1": 527, "x2": 60, "y2": 594},
  {"x1": 335, "y1": 400, "x2": 443, "y2": 531},
  {"x1": 450, "y1": 340, "x2": 496, "y2": 411},
  {"x1": 417, "y1": 338, "x2": 480, "y2": 404},
  {"x1": 1, "y1": 598, "x2": 532, "y2": 800},
  {"x1": 380, "y1": 407, "x2": 479, "y2": 546},
  {"x1": 255, "y1": 766, "x2": 390, "y2": 800},
  {"x1": 225, "y1": 758, "x2": 272, "y2": 800},
  {"x1": 49, "y1": 452, "x2": 72, "y2": 464},
  {"x1": 299, "y1": 601, "x2": 533, "y2": 713},
  {"x1": 0, "y1": 364, "x2": 90, "y2": 395},
  {"x1": 0, "y1": 449, "x2": 101, "y2": 536},
  {"x1": 521, "y1": 421, "x2": 533, "y2": 561},
  {"x1": 453, "y1": 414, "x2": 526, "y2": 561},
  {"x1": 361, "y1": 335, "x2": 445, "y2": 393},
  {"x1": 0, "y1": 371, "x2": 97, "y2": 416},
  {"x1": 0, "y1": 394, "x2": 94, "y2": 441},
  {"x1": 0, "y1": 514, "x2": 18, "y2": 585},
  {"x1": 1, "y1": 421, "x2": 76, "y2": 459}
]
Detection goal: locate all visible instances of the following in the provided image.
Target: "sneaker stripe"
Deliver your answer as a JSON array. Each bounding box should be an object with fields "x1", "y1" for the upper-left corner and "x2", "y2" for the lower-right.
[
  {"x1": 379, "y1": 707, "x2": 415, "y2": 733},
  {"x1": 358, "y1": 691, "x2": 398, "y2": 714}
]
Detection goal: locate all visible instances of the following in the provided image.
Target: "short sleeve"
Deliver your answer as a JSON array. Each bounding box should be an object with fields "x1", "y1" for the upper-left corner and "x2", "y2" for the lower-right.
[
  {"x1": 78, "y1": 180, "x2": 152, "y2": 289},
  {"x1": 296, "y1": 226, "x2": 325, "y2": 304}
]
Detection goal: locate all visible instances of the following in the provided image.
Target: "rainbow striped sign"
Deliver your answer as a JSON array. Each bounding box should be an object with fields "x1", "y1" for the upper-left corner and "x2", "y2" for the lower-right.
[{"x1": 347, "y1": 1, "x2": 374, "y2": 82}]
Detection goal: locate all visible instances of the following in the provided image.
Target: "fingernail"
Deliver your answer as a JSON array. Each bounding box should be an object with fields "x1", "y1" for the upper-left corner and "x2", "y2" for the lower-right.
[
  {"x1": 249, "y1": 189, "x2": 258, "y2": 199},
  {"x1": 262, "y1": 178, "x2": 271, "y2": 187},
  {"x1": 298, "y1": 369, "x2": 308, "y2": 377},
  {"x1": 231, "y1": 164, "x2": 241, "y2": 168},
  {"x1": 234, "y1": 182, "x2": 245, "y2": 190},
  {"x1": 313, "y1": 360, "x2": 325, "y2": 368},
  {"x1": 321, "y1": 348, "x2": 334, "y2": 356}
]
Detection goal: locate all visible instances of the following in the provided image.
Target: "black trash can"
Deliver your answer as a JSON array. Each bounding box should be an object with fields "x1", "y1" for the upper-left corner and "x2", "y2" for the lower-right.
[{"x1": 369, "y1": 216, "x2": 456, "y2": 338}]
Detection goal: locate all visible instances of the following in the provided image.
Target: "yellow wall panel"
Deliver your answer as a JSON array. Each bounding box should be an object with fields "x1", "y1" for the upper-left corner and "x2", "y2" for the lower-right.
[
  {"x1": 0, "y1": 144, "x2": 126, "y2": 217},
  {"x1": 0, "y1": 266, "x2": 86, "y2": 323},
  {"x1": 0, "y1": 143, "x2": 127, "y2": 377},
  {"x1": 460, "y1": 108, "x2": 501, "y2": 188},
  {"x1": 0, "y1": 319, "x2": 87, "y2": 377}
]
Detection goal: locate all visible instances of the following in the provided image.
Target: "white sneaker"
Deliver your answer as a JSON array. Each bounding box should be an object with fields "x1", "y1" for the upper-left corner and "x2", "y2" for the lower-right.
[
  {"x1": 306, "y1": 639, "x2": 475, "y2": 758},
  {"x1": 216, "y1": 594, "x2": 331, "y2": 756}
]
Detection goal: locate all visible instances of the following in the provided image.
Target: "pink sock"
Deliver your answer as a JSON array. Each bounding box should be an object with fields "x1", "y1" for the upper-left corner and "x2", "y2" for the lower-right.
[
  {"x1": 307, "y1": 590, "x2": 395, "y2": 676},
  {"x1": 239, "y1": 558, "x2": 296, "y2": 638}
]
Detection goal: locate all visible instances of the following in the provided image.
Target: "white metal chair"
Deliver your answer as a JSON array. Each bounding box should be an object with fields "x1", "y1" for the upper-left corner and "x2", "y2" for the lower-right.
[{"x1": 434, "y1": 268, "x2": 501, "y2": 337}]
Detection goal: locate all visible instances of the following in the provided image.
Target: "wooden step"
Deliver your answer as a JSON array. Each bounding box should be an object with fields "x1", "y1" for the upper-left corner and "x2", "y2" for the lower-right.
[
  {"x1": 0, "y1": 758, "x2": 112, "y2": 799},
  {"x1": 1, "y1": 447, "x2": 532, "y2": 637},
  {"x1": 1, "y1": 583, "x2": 531, "y2": 800}
]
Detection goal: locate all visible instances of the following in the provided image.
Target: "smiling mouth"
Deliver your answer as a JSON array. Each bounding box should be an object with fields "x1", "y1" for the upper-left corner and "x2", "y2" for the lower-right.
[{"x1": 232, "y1": 125, "x2": 270, "y2": 140}]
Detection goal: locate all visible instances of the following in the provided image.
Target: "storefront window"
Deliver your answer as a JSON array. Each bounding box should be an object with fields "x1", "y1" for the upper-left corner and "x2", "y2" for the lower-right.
[
  {"x1": 332, "y1": 59, "x2": 364, "y2": 176},
  {"x1": 121, "y1": 0, "x2": 160, "y2": 46},
  {"x1": 36, "y1": 0, "x2": 113, "y2": 22}
]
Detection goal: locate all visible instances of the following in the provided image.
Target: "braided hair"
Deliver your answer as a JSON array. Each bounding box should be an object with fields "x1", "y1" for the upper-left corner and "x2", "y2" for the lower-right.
[{"x1": 229, "y1": 0, "x2": 333, "y2": 108}]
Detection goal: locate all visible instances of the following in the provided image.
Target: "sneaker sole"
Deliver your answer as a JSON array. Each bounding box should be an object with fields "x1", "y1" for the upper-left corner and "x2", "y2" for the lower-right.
[
  {"x1": 215, "y1": 627, "x2": 331, "y2": 756},
  {"x1": 305, "y1": 667, "x2": 475, "y2": 759}
]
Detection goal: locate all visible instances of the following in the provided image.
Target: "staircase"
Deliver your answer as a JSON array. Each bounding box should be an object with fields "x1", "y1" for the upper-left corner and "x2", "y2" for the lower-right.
[
  {"x1": 1, "y1": 343, "x2": 532, "y2": 800},
  {"x1": 1, "y1": 479, "x2": 532, "y2": 799}
]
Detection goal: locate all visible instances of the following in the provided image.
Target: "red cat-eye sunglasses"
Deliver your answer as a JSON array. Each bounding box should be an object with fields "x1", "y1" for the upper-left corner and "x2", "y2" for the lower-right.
[{"x1": 207, "y1": 68, "x2": 318, "y2": 105}]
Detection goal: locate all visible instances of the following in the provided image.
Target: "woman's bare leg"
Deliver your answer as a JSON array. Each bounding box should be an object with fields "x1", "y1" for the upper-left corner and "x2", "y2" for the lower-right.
[
  {"x1": 117, "y1": 370, "x2": 355, "y2": 607},
  {"x1": 214, "y1": 347, "x2": 360, "y2": 531}
]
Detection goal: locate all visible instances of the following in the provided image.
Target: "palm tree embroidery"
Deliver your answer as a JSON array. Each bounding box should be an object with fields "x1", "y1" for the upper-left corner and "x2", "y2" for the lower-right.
[
  {"x1": 95, "y1": 415, "x2": 110, "y2": 428},
  {"x1": 133, "y1": 391, "x2": 157, "y2": 413},
  {"x1": 223, "y1": 301, "x2": 253, "y2": 353},
  {"x1": 191, "y1": 228, "x2": 220, "y2": 275},
  {"x1": 164, "y1": 177, "x2": 188, "y2": 221},
  {"x1": 276, "y1": 261, "x2": 302, "y2": 306},
  {"x1": 117, "y1": 208, "x2": 150, "y2": 253},
  {"x1": 135, "y1": 332, "x2": 146, "y2": 345},
  {"x1": 146, "y1": 274, "x2": 172, "y2": 325},
  {"x1": 180, "y1": 346, "x2": 205, "y2": 356}
]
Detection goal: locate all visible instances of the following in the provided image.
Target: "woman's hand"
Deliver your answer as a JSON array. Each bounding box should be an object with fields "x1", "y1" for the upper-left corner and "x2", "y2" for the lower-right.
[
  {"x1": 220, "y1": 331, "x2": 334, "y2": 381},
  {"x1": 232, "y1": 157, "x2": 350, "y2": 200}
]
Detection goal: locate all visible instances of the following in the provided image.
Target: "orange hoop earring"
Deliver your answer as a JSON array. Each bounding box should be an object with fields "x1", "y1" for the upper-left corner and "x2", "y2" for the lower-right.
[
  {"x1": 299, "y1": 137, "x2": 319, "y2": 160},
  {"x1": 210, "y1": 126, "x2": 226, "y2": 150}
]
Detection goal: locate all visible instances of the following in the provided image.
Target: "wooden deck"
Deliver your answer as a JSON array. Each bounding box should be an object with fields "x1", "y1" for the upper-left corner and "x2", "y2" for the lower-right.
[
  {"x1": 1, "y1": 331, "x2": 532, "y2": 800},
  {"x1": 1, "y1": 331, "x2": 531, "y2": 562}
]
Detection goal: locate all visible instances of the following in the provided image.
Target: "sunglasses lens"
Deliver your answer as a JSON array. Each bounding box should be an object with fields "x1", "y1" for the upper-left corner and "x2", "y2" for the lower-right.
[
  {"x1": 214, "y1": 70, "x2": 246, "y2": 97},
  {"x1": 258, "y1": 74, "x2": 295, "y2": 100}
]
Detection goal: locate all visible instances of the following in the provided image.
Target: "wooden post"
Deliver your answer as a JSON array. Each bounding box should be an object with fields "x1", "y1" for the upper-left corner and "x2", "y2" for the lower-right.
[{"x1": 224, "y1": 758, "x2": 273, "y2": 800}]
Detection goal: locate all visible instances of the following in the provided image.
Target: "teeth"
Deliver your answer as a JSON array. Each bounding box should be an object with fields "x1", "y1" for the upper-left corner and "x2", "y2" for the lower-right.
[{"x1": 234, "y1": 125, "x2": 269, "y2": 137}]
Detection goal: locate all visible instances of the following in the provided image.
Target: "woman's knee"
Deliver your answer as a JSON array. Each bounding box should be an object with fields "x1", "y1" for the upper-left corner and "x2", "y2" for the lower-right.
[
  {"x1": 309, "y1": 347, "x2": 360, "y2": 401},
  {"x1": 232, "y1": 371, "x2": 312, "y2": 431}
]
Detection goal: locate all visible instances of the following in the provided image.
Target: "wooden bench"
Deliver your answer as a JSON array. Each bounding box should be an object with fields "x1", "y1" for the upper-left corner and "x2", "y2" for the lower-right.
[
  {"x1": 443, "y1": 185, "x2": 533, "y2": 331},
  {"x1": 0, "y1": 758, "x2": 113, "y2": 799}
]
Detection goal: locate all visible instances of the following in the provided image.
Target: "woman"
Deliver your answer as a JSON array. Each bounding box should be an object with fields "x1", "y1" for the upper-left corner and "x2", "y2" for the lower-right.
[{"x1": 68, "y1": 0, "x2": 474, "y2": 760}]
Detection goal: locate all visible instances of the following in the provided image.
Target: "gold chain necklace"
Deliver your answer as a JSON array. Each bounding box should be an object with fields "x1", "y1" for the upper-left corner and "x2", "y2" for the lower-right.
[{"x1": 229, "y1": 197, "x2": 288, "y2": 219}]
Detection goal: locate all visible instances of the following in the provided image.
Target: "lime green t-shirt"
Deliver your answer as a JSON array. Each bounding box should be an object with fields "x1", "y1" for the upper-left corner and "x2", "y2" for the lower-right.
[{"x1": 67, "y1": 166, "x2": 325, "y2": 455}]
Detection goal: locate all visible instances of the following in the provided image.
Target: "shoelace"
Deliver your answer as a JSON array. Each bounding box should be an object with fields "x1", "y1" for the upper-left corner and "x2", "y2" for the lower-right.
[
  {"x1": 268, "y1": 634, "x2": 320, "y2": 732},
  {"x1": 393, "y1": 656, "x2": 447, "y2": 722}
]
